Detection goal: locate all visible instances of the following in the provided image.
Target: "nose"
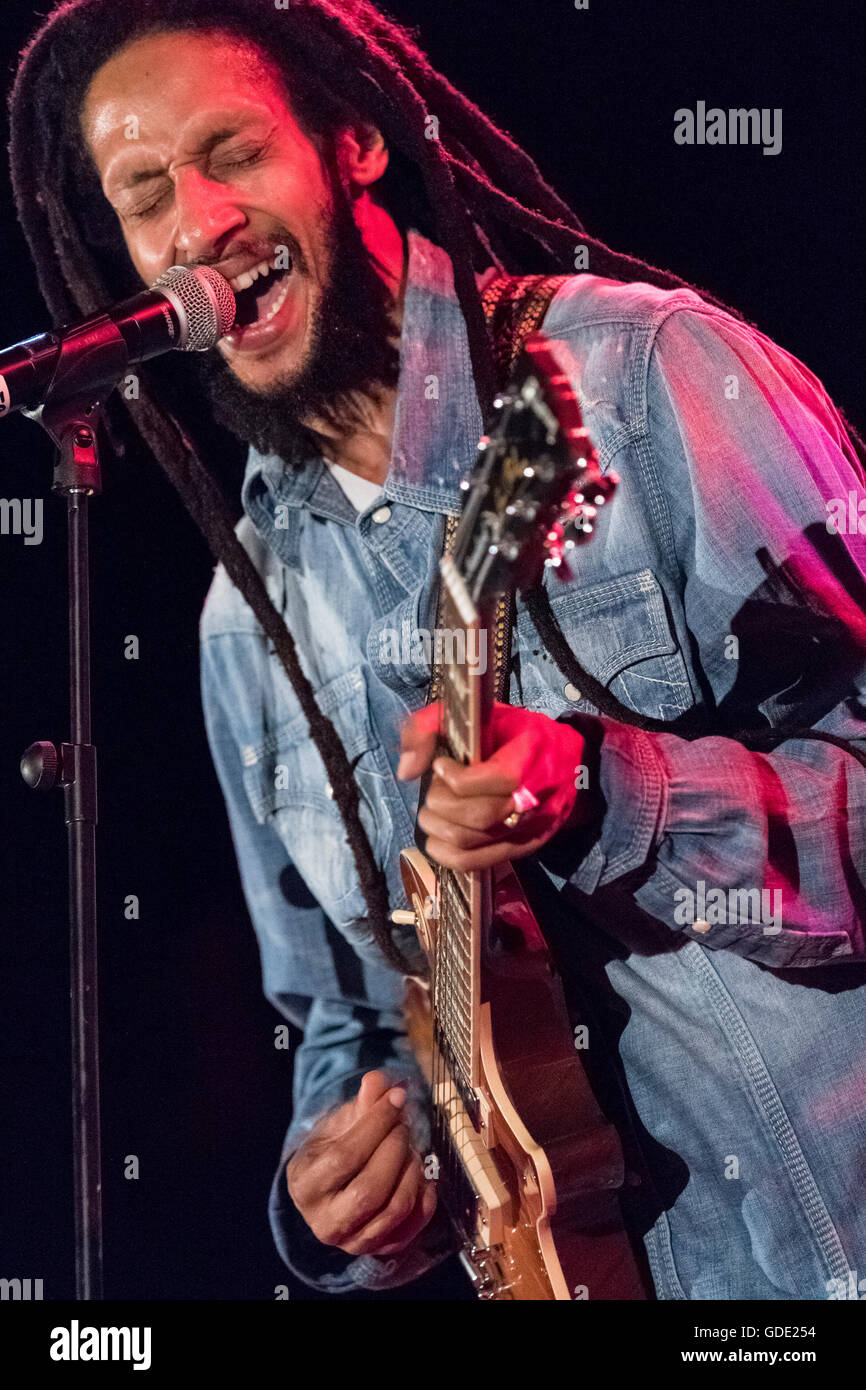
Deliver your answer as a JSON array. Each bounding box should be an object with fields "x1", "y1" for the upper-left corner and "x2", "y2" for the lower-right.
[{"x1": 172, "y1": 166, "x2": 246, "y2": 264}]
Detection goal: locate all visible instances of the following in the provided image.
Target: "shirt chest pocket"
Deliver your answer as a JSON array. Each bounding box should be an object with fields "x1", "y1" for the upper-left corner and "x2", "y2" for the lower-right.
[
  {"x1": 515, "y1": 567, "x2": 696, "y2": 723},
  {"x1": 240, "y1": 665, "x2": 396, "y2": 921}
]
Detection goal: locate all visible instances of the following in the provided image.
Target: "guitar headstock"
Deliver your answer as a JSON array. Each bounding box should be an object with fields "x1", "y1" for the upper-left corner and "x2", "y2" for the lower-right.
[{"x1": 450, "y1": 334, "x2": 616, "y2": 605}]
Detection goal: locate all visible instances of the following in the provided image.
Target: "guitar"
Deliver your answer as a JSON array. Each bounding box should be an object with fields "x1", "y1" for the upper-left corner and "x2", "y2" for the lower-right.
[{"x1": 396, "y1": 334, "x2": 648, "y2": 1300}]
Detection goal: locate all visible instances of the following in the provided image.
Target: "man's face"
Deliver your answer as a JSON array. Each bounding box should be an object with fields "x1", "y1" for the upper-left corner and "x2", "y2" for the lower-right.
[{"x1": 80, "y1": 27, "x2": 400, "y2": 434}]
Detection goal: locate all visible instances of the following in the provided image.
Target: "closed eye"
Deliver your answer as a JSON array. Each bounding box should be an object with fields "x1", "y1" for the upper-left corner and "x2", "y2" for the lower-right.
[
  {"x1": 125, "y1": 189, "x2": 170, "y2": 222},
  {"x1": 210, "y1": 145, "x2": 267, "y2": 174}
]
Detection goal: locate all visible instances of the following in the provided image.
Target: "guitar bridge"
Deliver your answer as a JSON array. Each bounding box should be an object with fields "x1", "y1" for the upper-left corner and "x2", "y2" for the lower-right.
[{"x1": 458, "y1": 1244, "x2": 513, "y2": 1300}]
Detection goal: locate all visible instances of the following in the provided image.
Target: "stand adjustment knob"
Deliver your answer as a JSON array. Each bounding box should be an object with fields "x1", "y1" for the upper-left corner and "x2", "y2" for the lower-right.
[{"x1": 20, "y1": 740, "x2": 60, "y2": 791}]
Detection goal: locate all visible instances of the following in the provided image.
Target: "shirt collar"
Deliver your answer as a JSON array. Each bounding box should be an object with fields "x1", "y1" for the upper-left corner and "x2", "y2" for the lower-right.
[{"x1": 241, "y1": 229, "x2": 493, "y2": 519}]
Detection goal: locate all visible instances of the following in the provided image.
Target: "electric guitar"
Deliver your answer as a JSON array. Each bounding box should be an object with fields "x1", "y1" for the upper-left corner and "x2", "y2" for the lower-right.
[{"x1": 396, "y1": 335, "x2": 648, "y2": 1300}]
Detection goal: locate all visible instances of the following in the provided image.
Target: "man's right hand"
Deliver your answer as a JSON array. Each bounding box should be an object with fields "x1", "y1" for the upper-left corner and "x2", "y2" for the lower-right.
[{"x1": 285, "y1": 1070, "x2": 438, "y2": 1257}]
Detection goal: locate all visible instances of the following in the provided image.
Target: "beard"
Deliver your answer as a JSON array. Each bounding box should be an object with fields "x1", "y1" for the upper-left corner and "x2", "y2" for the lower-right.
[{"x1": 193, "y1": 177, "x2": 402, "y2": 463}]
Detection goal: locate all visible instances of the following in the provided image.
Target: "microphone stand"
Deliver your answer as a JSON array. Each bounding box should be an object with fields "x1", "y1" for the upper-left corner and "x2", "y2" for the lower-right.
[{"x1": 19, "y1": 388, "x2": 113, "y2": 1301}]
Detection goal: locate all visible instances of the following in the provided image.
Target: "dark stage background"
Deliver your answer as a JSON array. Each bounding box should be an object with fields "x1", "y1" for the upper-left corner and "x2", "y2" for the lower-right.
[{"x1": 0, "y1": 0, "x2": 863, "y2": 1300}]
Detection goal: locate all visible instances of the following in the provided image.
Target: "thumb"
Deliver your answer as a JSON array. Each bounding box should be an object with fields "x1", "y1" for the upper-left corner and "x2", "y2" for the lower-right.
[
  {"x1": 318, "y1": 1070, "x2": 396, "y2": 1140},
  {"x1": 397, "y1": 702, "x2": 441, "y2": 781},
  {"x1": 354, "y1": 1069, "x2": 405, "y2": 1118}
]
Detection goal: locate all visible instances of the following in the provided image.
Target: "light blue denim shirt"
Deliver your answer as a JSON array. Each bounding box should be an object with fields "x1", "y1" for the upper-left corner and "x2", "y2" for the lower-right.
[{"x1": 200, "y1": 230, "x2": 866, "y2": 1299}]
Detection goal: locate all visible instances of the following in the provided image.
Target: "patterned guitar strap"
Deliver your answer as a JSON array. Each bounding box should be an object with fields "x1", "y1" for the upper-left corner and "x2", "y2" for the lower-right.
[{"x1": 427, "y1": 273, "x2": 569, "y2": 707}]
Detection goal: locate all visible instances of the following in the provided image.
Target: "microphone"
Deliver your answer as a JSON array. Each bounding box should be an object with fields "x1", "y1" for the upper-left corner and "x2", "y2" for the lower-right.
[{"x1": 0, "y1": 265, "x2": 236, "y2": 418}]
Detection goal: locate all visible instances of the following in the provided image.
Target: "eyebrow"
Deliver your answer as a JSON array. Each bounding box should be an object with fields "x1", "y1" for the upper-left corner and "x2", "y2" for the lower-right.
[{"x1": 114, "y1": 121, "x2": 262, "y2": 192}]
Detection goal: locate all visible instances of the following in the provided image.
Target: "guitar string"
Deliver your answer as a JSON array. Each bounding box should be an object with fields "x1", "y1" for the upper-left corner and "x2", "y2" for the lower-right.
[{"x1": 429, "y1": 516, "x2": 486, "y2": 1249}]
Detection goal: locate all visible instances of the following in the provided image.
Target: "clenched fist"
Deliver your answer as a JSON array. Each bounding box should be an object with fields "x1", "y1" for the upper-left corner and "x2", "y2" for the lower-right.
[
  {"x1": 397, "y1": 701, "x2": 603, "y2": 870},
  {"x1": 286, "y1": 1070, "x2": 438, "y2": 1257}
]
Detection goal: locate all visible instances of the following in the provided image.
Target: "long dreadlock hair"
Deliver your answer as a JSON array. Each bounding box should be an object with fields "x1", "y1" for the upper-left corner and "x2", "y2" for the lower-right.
[{"x1": 9, "y1": 0, "x2": 866, "y2": 970}]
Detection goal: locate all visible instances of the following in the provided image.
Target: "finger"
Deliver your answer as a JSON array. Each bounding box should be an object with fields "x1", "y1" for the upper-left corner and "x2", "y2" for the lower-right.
[
  {"x1": 362, "y1": 1176, "x2": 438, "y2": 1257},
  {"x1": 313, "y1": 1070, "x2": 400, "y2": 1144},
  {"x1": 300, "y1": 1086, "x2": 409, "y2": 1198},
  {"x1": 396, "y1": 703, "x2": 441, "y2": 781},
  {"x1": 343, "y1": 1160, "x2": 438, "y2": 1257},
  {"x1": 430, "y1": 733, "x2": 537, "y2": 799},
  {"x1": 352, "y1": 1070, "x2": 396, "y2": 1120},
  {"x1": 424, "y1": 777, "x2": 516, "y2": 832},
  {"x1": 417, "y1": 803, "x2": 504, "y2": 851},
  {"x1": 424, "y1": 829, "x2": 554, "y2": 872},
  {"x1": 339, "y1": 1149, "x2": 422, "y2": 1253},
  {"x1": 327, "y1": 1122, "x2": 413, "y2": 1242}
]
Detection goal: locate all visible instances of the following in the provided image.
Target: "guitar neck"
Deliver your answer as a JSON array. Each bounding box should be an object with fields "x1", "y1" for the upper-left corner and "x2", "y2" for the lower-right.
[
  {"x1": 438, "y1": 554, "x2": 509, "y2": 758},
  {"x1": 432, "y1": 558, "x2": 506, "y2": 1100}
]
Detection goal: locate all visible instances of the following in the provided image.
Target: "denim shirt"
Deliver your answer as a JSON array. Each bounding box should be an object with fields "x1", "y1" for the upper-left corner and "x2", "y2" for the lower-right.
[{"x1": 200, "y1": 230, "x2": 866, "y2": 1299}]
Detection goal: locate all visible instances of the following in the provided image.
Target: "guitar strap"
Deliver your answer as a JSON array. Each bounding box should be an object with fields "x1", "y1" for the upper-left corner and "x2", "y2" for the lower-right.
[{"x1": 479, "y1": 272, "x2": 573, "y2": 387}]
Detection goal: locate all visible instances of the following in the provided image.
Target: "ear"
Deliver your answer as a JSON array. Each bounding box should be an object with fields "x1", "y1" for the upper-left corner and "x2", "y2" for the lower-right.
[{"x1": 334, "y1": 123, "x2": 389, "y2": 195}]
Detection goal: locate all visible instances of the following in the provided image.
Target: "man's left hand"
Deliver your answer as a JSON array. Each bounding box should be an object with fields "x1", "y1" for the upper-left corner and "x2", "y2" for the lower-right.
[{"x1": 396, "y1": 702, "x2": 603, "y2": 870}]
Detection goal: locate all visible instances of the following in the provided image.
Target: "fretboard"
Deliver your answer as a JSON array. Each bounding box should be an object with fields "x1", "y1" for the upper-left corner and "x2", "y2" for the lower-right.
[{"x1": 431, "y1": 556, "x2": 500, "y2": 1108}]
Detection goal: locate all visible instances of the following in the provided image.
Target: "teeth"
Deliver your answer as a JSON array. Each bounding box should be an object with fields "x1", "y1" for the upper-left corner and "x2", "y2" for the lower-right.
[
  {"x1": 261, "y1": 275, "x2": 292, "y2": 324},
  {"x1": 228, "y1": 257, "x2": 285, "y2": 292},
  {"x1": 226, "y1": 258, "x2": 293, "y2": 333}
]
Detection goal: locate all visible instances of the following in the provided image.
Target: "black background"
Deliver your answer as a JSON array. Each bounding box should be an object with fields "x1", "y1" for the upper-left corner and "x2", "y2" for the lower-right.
[{"x1": 0, "y1": 0, "x2": 863, "y2": 1300}]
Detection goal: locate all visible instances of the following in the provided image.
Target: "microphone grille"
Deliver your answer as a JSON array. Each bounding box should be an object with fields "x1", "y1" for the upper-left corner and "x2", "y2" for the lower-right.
[{"x1": 152, "y1": 265, "x2": 236, "y2": 350}]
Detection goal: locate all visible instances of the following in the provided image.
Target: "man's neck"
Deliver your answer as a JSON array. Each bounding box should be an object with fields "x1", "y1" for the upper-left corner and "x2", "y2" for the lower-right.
[
  {"x1": 305, "y1": 385, "x2": 398, "y2": 484},
  {"x1": 303, "y1": 212, "x2": 408, "y2": 486}
]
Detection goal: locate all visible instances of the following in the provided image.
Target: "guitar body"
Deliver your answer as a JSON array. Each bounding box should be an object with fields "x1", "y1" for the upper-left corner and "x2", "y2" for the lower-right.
[{"x1": 401, "y1": 848, "x2": 647, "y2": 1301}]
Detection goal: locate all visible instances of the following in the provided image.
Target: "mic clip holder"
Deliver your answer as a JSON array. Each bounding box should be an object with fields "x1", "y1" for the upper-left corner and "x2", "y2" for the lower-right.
[{"x1": 24, "y1": 385, "x2": 114, "y2": 495}]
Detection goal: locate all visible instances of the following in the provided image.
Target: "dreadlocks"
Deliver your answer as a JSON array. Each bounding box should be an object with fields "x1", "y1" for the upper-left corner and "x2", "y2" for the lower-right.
[{"x1": 9, "y1": 0, "x2": 866, "y2": 970}]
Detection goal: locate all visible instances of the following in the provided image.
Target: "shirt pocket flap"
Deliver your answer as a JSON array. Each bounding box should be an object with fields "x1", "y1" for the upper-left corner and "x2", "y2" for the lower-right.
[
  {"x1": 521, "y1": 568, "x2": 694, "y2": 721},
  {"x1": 548, "y1": 568, "x2": 679, "y2": 684},
  {"x1": 240, "y1": 666, "x2": 378, "y2": 823}
]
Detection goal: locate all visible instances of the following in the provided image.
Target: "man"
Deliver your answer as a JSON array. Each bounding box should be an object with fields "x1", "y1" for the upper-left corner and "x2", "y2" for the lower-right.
[{"x1": 9, "y1": 0, "x2": 866, "y2": 1299}]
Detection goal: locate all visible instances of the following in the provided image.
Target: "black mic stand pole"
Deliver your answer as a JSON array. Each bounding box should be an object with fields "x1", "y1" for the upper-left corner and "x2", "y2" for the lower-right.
[{"x1": 20, "y1": 388, "x2": 114, "y2": 1301}]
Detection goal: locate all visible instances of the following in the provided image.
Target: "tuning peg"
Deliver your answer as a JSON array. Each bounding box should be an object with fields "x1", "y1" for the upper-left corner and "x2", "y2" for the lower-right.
[
  {"x1": 543, "y1": 521, "x2": 574, "y2": 578},
  {"x1": 544, "y1": 552, "x2": 574, "y2": 581},
  {"x1": 506, "y1": 500, "x2": 539, "y2": 520}
]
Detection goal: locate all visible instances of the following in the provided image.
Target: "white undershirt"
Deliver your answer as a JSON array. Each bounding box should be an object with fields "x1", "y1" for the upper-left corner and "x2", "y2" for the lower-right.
[{"x1": 323, "y1": 458, "x2": 385, "y2": 513}]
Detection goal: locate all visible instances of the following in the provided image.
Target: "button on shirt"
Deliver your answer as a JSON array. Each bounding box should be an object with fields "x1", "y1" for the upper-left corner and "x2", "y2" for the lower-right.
[{"x1": 201, "y1": 229, "x2": 866, "y2": 1299}]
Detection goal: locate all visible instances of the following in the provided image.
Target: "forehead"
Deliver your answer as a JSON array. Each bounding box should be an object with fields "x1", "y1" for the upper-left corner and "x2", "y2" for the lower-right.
[{"x1": 81, "y1": 28, "x2": 290, "y2": 155}]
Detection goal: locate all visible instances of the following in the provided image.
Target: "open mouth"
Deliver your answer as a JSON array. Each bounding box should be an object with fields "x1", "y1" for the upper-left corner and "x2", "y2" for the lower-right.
[{"x1": 229, "y1": 256, "x2": 294, "y2": 329}]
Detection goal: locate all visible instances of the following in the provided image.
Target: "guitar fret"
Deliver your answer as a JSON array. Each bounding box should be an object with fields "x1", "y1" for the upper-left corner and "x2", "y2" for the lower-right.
[
  {"x1": 445, "y1": 719, "x2": 470, "y2": 765},
  {"x1": 435, "y1": 868, "x2": 474, "y2": 1078},
  {"x1": 448, "y1": 663, "x2": 469, "y2": 701},
  {"x1": 451, "y1": 868, "x2": 473, "y2": 911},
  {"x1": 444, "y1": 696, "x2": 471, "y2": 747},
  {"x1": 431, "y1": 556, "x2": 481, "y2": 1094}
]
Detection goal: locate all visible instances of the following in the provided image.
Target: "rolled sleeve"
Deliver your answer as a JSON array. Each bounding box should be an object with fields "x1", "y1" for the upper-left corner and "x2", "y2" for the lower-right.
[
  {"x1": 547, "y1": 717, "x2": 668, "y2": 895},
  {"x1": 539, "y1": 301, "x2": 866, "y2": 969}
]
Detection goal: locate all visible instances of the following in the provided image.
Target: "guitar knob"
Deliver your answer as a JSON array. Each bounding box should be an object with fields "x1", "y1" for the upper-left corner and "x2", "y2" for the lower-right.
[{"x1": 391, "y1": 909, "x2": 416, "y2": 926}]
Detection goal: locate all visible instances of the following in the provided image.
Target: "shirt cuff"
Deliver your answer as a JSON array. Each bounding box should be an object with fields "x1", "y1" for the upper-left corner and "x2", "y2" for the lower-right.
[
  {"x1": 539, "y1": 717, "x2": 668, "y2": 892},
  {"x1": 268, "y1": 1146, "x2": 458, "y2": 1294}
]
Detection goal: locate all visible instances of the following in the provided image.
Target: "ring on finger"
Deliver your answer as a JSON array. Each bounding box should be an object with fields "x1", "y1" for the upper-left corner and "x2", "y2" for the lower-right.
[{"x1": 503, "y1": 784, "x2": 539, "y2": 828}]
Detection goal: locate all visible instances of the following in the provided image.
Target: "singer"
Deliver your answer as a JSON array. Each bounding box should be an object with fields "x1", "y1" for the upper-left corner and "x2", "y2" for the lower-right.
[{"x1": 8, "y1": 0, "x2": 866, "y2": 1300}]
